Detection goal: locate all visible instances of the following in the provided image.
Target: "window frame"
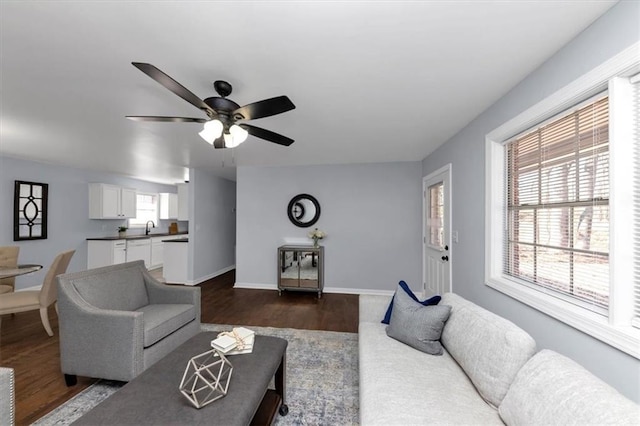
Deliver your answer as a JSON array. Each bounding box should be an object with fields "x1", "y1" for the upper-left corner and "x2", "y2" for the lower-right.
[
  {"x1": 485, "y1": 42, "x2": 640, "y2": 359},
  {"x1": 128, "y1": 192, "x2": 160, "y2": 228}
]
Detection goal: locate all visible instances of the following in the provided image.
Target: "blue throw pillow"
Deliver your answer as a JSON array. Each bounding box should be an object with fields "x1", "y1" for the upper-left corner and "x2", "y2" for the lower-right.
[{"x1": 381, "y1": 280, "x2": 441, "y2": 324}]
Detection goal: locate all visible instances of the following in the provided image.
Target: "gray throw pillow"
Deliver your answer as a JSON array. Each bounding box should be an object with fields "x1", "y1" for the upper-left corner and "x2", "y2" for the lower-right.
[{"x1": 386, "y1": 287, "x2": 451, "y2": 355}]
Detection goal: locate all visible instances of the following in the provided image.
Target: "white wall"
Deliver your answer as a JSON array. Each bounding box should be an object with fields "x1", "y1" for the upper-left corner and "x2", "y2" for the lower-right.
[
  {"x1": 236, "y1": 162, "x2": 422, "y2": 293},
  {"x1": 188, "y1": 168, "x2": 236, "y2": 283},
  {"x1": 421, "y1": 1, "x2": 640, "y2": 401},
  {"x1": 0, "y1": 156, "x2": 186, "y2": 290}
]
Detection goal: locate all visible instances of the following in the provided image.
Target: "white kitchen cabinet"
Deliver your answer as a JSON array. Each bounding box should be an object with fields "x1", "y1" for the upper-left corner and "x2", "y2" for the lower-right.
[
  {"x1": 89, "y1": 183, "x2": 137, "y2": 219},
  {"x1": 87, "y1": 240, "x2": 127, "y2": 269},
  {"x1": 177, "y1": 183, "x2": 188, "y2": 221},
  {"x1": 149, "y1": 234, "x2": 186, "y2": 269},
  {"x1": 159, "y1": 193, "x2": 178, "y2": 220},
  {"x1": 163, "y1": 238, "x2": 189, "y2": 284},
  {"x1": 126, "y1": 238, "x2": 151, "y2": 267},
  {"x1": 149, "y1": 237, "x2": 165, "y2": 269}
]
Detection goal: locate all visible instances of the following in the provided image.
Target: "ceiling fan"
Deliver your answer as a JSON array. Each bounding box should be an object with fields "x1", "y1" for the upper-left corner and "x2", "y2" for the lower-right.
[{"x1": 126, "y1": 62, "x2": 295, "y2": 149}]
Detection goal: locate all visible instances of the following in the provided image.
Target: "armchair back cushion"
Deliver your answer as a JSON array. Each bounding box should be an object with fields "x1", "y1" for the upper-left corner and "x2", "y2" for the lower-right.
[{"x1": 72, "y1": 265, "x2": 149, "y2": 311}]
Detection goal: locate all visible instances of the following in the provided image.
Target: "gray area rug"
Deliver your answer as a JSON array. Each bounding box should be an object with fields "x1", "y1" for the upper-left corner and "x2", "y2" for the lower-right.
[{"x1": 33, "y1": 324, "x2": 359, "y2": 425}]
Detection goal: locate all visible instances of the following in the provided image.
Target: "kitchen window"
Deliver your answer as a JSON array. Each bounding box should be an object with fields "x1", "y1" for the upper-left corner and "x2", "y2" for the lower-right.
[
  {"x1": 129, "y1": 193, "x2": 159, "y2": 228},
  {"x1": 485, "y1": 43, "x2": 640, "y2": 358}
]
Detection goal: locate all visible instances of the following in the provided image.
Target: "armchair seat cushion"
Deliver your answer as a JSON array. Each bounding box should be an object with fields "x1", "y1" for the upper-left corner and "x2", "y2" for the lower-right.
[{"x1": 136, "y1": 304, "x2": 196, "y2": 347}]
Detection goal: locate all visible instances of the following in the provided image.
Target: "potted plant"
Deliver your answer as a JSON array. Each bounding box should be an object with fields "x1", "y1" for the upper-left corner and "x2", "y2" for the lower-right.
[{"x1": 118, "y1": 226, "x2": 128, "y2": 238}]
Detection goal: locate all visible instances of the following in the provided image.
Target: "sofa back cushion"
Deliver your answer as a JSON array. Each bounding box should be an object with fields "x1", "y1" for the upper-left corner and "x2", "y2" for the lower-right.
[
  {"x1": 70, "y1": 261, "x2": 149, "y2": 311},
  {"x1": 499, "y1": 350, "x2": 640, "y2": 425},
  {"x1": 440, "y1": 293, "x2": 536, "y2": 408}
]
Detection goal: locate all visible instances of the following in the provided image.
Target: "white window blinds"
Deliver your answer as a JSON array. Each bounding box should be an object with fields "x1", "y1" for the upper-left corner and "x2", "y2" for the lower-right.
[{"x1": 505, "y1": 95, "x2": 610, "y2": 312}]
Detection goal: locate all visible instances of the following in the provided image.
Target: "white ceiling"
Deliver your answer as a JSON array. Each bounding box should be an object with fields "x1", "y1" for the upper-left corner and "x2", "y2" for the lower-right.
[{"x1": 0, "y1": 1, "x2": 616, "y2": 184}]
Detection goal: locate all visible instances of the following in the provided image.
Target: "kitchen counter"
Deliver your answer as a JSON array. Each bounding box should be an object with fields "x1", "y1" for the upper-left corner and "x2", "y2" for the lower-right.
[{"x1": 87, "y1": 231, "x2": 188, "y2": 241}]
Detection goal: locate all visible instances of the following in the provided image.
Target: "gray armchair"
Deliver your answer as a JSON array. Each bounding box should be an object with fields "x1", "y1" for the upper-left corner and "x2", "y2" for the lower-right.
[
  {"x1": 57, "y1": 260, "x2": 200, "y2": 384},
  {"x1": 0, "y1": 367, "x2": 15, "y2": 426}
]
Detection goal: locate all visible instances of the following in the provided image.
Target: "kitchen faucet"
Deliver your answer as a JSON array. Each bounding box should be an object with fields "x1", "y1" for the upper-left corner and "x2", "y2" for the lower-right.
[{"x1": 145, "y1": 220, "x2": 156, "y2": 235}]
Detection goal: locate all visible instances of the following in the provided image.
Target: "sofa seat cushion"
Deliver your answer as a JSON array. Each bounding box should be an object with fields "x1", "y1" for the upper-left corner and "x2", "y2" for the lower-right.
[
  {"x1": 499, "y1": 350, "x2": 640, "y2": 425},
  {"x1": 136, "y1": 304, "x2": 196, "y2": 347},
  {"x1": 359, "y1": 322, "x2": 502, "y2": 425},
  {"x1": 440, "y1": 293, "x2": 536, "y2": 408}
]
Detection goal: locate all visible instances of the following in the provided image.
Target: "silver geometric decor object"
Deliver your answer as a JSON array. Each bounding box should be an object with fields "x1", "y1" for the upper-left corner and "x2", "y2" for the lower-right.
[{"x1": 179, "y1": 349, "x2": 233, "y2": 409}]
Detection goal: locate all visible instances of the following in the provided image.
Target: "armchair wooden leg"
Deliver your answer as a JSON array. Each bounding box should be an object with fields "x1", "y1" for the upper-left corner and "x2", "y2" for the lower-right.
[
  {"x1": 40, "y1": 307, "x2": 54, "y2": 337},
  {"x1": 64, "y1": 374, "x2": 77, "y2": 386}
]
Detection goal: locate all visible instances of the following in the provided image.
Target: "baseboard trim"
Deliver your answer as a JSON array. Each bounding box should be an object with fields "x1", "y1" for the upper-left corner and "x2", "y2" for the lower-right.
[
  {"x1": 328, "y1": 287, "x2": 394, "y2": 296},
  {"x1": 234, "y1": 282, "x2": 277, "y2": 290},
  {"x1": 233, "y1": 282, "x2": 394, "y2": 296},
  {"x1": 188, "y1": 265, "x2": 235, "y2": 286}
]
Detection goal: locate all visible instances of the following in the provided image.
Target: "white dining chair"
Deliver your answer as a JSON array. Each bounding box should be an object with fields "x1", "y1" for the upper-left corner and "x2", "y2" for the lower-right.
[
  {"x1": 0, "y1": 246, "x2": 20, "y2": 295},
  {"x1": 0, "y1": 250, "x2": 75, "y2": 336}
]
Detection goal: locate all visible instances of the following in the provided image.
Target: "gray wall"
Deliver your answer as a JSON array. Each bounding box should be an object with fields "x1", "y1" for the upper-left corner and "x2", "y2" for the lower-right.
[
  {"x1": 236, "y1": 162, "x2": 422, "y2": 293},
  {"x1": 0, "y1": 156, "x2": 186, "y2": 290},
  {"x1": 421, "y1": 1, "x2": 640, "y2": 401},
  {"x1": 188, "y1": 168, "x2": 236, "y2": 283}
]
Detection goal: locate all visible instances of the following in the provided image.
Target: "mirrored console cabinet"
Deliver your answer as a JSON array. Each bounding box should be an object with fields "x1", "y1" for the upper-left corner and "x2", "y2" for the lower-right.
[{"x1": 278, "y1": 245, "x2": 324, "y2": 298}]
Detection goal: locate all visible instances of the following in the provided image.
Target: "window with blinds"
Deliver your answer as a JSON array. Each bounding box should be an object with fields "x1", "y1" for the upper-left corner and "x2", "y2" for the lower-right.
[
  {"x1": 504, "y1": 95, "x2": 609, "y2": 312},
  {"x1": 129, "y1": 193, "x2": 159, "y2": 227}
]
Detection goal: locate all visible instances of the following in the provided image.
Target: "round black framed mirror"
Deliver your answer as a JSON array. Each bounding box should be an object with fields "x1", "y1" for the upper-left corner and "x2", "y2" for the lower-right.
[{"x1": 287, "y1": 194, "x2": 320, "y2": 228}]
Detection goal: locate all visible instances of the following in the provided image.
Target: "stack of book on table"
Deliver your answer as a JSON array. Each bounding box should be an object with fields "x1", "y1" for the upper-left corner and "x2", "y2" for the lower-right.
[{"x1": 211, "y1": 327, "x2": 255, "y2": 355}]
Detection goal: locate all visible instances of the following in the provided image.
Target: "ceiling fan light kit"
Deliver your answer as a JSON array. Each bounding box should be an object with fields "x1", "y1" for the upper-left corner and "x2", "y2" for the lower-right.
[
  {"x1": 227, "y1": 124, "x2": 248, "y2": 147},
  {"x1": 199, "y1": 119, "x2": 223, "y2": 144},
  {"x1": 127, "y1": 62, "x2": 295, "y2": 149}
]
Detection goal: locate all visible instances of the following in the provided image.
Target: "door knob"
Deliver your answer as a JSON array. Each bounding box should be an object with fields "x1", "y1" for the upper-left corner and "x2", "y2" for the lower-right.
[{"x1": 441, "y1": 255, "x2": 449, "y2": 262}]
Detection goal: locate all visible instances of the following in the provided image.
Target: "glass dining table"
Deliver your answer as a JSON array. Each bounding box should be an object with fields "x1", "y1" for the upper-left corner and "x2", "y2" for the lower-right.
[{"x1": 0, "y1": 264, "x2": 43, "y2": 280}]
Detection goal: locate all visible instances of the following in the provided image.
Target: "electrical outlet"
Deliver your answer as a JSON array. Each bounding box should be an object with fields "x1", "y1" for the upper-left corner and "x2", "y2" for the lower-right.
[{"x1": 453, "y1": 231, "x2": 459, "y2": 243}]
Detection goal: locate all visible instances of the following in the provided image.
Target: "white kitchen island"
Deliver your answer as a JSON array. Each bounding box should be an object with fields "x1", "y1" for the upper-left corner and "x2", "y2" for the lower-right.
[{"x1": 162, "y1": 237, "x2": 189, "y2": 285}]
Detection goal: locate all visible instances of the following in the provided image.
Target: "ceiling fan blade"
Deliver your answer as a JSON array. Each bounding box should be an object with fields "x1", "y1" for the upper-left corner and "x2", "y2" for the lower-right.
[
  {"x1": 132, "y1": 62, "x2": 213, "y2": 114},
  {"x1": 126, "y1": 116, "x2": 207, "y2": 123},
  {"x1": 233, "y1": 96, "x2": 295, "y2": 121},
  {"x1": 240, "y1": 124, "x2": 294, "y2": 146}
]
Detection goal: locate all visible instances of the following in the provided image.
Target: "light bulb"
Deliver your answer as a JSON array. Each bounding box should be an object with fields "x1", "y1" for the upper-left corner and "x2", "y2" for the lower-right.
[
  {"x1": 198, "y1": 119, "x2": 223, "y2": 144},
  {"x1": 223, "y1": 132, "x2": 238, "y2": 148},
  {"x1": 229, "y1": 124, "x2": 248, "y2": 145}
]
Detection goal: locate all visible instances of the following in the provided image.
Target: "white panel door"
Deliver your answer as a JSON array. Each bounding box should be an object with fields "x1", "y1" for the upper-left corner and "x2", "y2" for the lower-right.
[{"x1": 423, "y1": 164, "x2": 452, "y2": 296}]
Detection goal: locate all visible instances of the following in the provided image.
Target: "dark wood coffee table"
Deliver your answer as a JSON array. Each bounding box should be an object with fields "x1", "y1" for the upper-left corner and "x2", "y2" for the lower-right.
[{"x1": 74, "y1": 332, "x2": 288, "y2": 425}]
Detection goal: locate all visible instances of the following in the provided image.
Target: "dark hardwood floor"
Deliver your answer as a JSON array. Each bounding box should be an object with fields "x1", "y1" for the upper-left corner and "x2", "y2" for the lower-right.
[{"x1": 0, "y1": 269, "x2": 359, "y2": 425}]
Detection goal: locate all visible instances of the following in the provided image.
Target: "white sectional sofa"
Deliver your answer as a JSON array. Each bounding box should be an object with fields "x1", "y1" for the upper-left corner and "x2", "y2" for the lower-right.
[{"x1": 359, "y1": 292, "x2": 640, "y2": 425}]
